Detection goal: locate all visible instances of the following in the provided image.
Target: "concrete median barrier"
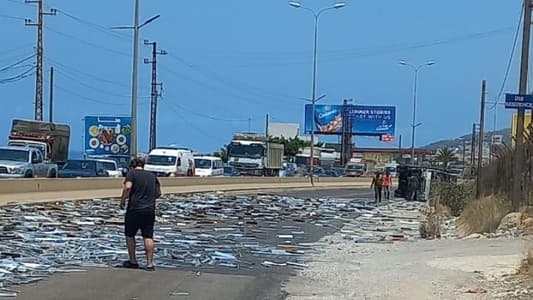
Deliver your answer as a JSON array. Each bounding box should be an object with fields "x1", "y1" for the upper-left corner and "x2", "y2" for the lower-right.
[{"x1": 0, "y1": 177, "x2": 369, "y2": 206}]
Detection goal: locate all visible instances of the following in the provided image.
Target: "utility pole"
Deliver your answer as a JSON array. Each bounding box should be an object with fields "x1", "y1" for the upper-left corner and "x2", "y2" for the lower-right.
[
  {"x1": 462, "y1": 138, "x2": 466, "y2": 166},
  {"x1": 25, "y1": 0, "x2": 56, "y2": 121},
  {"x1": 512, "y1": 0, "x2": 532, "y2": 210},
  {"x1": 476, "y1": 80, "x2": 487, "y2": 198},
  {"x1": 48, "y1": 66, "x2": 54, "y2": 122},
  {"x1": 144, "y1": 40, "x2": 166, "y2": 151},
  {"x1": 471, "y1": 123, "x2": 477, "y2": 168},
  {"x1": 398, "y1": 134, "x2": 402, "y2": 150},
  {"x1": 340, "y1": 99, "x2": 353, "y2": 166}
]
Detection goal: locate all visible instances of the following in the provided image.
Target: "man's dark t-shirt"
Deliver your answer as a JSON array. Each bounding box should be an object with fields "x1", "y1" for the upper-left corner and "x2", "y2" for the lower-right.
[{"x1": 125, "y1": 170, "x2": 160, "y2": 212}]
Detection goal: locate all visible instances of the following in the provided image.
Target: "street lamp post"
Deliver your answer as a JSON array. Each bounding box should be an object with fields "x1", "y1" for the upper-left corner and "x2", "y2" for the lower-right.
[
  {"x1": 399, "y1": 60, "x2": 435, "y2": 164},
  {"x1": 289, "y1": 1, "x2": 345, "y2": 185},
  {"x1": 113, "y1": 0, "x2": 160, "y2": 158}
]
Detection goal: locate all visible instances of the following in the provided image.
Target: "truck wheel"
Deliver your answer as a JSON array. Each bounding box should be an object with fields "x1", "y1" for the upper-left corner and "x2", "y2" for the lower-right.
[
  {"x1": 24, "y1": 171, "x2": 33, "y2": 178},
  {"x1": 48, "y1": 170, "x2": 57, "y2": 178}
]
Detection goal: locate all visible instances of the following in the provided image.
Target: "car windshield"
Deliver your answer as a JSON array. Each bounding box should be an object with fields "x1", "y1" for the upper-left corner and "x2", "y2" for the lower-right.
[
  {"x1": 0, "y1": 149, "x2": 29, "y2": 162},
  {"x1": 347, "y1": 165, "x2": 363, "y2": 170},
  {"x1": 8, "y1": 142, "x2": 46, "y2": 156},
  {"x1": 195, "y1": 159, "x2": 213, "y2": 169},
  {"x1": 385, "y1": 167, "x2": 396, "y2": 173},
  {"x1": 63, "y1": 160, "x2": 96, "y2": 170},
  {"x1": 228, "y1": 144, "x2": 264, "y2": 158},
  {"x1": 146, "y1": 155, "x2": 177, "y2": 166},
  {"x1": 100, "y1": 162, "x2": 116, "y2": 171}
]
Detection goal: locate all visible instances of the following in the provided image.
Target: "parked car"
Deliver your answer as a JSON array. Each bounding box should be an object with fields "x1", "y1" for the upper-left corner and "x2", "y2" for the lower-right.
[
  {"x1": 0, "y1": 146, "x2": 58, "y2": 178},
  {"x1": 92, "y1": 159, "x2": 121, "y2": 177},
  {"x1": 325, "y1": 169, "x2": 343, "y2": 177},
  {"x1": 223, "y1": 166, "x2": 239, "y2": 177},
  {"x1": 144, "y1": 147, "x2": 195, "y2": 177},
  {"x1": 58, "y1": 160, "x2": 108, "y2": 178},
  {"x1": 282, "y1": 162, "x2": 297, "y2": 177},
  {"x1": 345, "y1": 163, "x2": 366, "y2": 177},
  {"x1": 194, "y1": 156, "x2": 224, "y2": 177}
]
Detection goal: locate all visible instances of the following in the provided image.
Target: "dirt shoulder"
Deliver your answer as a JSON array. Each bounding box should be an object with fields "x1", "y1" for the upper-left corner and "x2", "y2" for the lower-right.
[{"x1": 283, "y1": 208, "x2": 531, "y2": 300}]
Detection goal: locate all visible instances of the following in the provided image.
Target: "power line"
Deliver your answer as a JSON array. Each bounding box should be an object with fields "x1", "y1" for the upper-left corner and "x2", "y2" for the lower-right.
[
  {"x1": 159, "y1": 98, "x2": 230, "y2": 144},
  {"x1": 159, "y1": 64, "x2": 302, "y2": 108},
  {"x1": 53, "y1": 84, "x2": 131, "y2": 106},
  {"x1": 44, "y1": 57, "x2": 136, "y2": 90},
  {"x1": 199, "y1": 26, "x2": 515, "y2": 68},
  {"x1": 0, "y1": 54, "x2": 35, "y2": 72},
  {"x1": 167, "y1": 53, "x2": 304, "y2": 102},
  {"x1": 54, "y1": 8, "x2": 131, "y2": 42},
  {"x1": 4, "y1": 0, "x2": 32, "y2": 7},
  {"x1": 0, "y1": 66, "x2": 35, "y2": 84},
  {"x1": 0, "y1": 13, "x2": 26, "y2": 20},
  {"x1": 54, "y1": 69, "x2": 149, "y2": 99},
  {"x1": 45, "y1": 25, "x2": 131, "y2": 57},
  {"x1": 491, "y1": 4, "x2": 524, "y2": 109},
  {"x1": 165, "y1": 99, "x2": 253, "y2": 122}
]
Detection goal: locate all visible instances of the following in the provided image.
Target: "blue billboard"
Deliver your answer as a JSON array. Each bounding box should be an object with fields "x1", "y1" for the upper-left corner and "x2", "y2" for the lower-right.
[
  {"x1": 304, "y1": 104, "x2": 396, "y2": 136},
  {"x1": 84, "y1": 116, "x2": 132, "y2": 156},
  {"x1": 505, "y1": 93, "x2": 533, "y2": 109}
]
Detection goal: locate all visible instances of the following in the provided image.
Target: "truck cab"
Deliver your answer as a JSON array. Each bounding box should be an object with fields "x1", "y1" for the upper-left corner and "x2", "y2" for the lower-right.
[{"x1": 227, "y1": 134, "x2": 284, "y2": 176}]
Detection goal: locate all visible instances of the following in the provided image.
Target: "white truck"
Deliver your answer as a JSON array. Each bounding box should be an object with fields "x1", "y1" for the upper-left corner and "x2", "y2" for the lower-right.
[
  {"x1": 0, "y1": 146, "x2": 56, "y2": 178},
  {"x1": 227, "y1": 134, "x2": 284, "y2": 176}
]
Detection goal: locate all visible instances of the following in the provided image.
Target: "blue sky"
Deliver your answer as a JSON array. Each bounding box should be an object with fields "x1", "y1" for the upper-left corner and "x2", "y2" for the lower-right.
[{"x1": 0, "y1": 0, "x2": 524, "y2": 154}]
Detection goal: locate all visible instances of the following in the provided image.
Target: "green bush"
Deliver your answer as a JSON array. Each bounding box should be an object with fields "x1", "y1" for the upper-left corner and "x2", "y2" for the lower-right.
[{"x1": 433, "y1": 181, "x2": 474, "y2": 217}]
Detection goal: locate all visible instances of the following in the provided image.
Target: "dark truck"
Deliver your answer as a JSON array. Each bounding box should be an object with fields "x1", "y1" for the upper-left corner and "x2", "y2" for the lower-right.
[{"x1": 7, "y1": 119, "x2": 70, "y2": 176}]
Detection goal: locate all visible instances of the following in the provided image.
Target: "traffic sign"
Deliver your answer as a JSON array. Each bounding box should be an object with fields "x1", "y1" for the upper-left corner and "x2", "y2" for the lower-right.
[{"x1": 505, "y1": 94, "x2": 533, "y2": 109}]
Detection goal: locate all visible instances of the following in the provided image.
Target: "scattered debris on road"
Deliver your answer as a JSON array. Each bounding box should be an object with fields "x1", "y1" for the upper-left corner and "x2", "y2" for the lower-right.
[{"x1": 0, "y1": 193, "x2": 425, "y2": 295}]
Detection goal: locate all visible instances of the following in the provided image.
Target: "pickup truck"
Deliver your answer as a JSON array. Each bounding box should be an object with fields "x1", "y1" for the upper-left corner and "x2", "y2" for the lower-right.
[{"x1": 0, "y1": 146, "x2": 58, "y2": 178}]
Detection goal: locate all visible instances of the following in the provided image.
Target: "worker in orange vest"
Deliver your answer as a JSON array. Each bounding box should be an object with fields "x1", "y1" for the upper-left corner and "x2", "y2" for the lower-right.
[{"x1": 383, "y1": 171, "x2": 393, "y2": 200}]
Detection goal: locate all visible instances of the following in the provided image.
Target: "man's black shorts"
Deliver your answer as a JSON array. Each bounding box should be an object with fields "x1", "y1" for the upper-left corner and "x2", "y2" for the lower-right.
[{"x1": 125, "y1": 210, "x2": 155, "y2": 239}]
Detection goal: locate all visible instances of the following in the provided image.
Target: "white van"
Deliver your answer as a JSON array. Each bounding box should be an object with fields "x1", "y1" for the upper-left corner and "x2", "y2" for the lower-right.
[
  {"x1": 145, "y1": 147, "x2": 195, "y2": 177},
  {"x1": 194, "y1": 156, "x2": 224, "y2": 177}
]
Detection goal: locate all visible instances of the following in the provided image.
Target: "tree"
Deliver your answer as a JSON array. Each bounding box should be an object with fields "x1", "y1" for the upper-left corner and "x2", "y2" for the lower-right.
[
  {"x1": 213, "y1": 146, "x2": 228, "y2": 163},
  {"x1": 435, "y1": 146, "x2": 458, "y2": 169},
  {"x1": 268, "y1": 136, "x2": 312, "y2": 157}
]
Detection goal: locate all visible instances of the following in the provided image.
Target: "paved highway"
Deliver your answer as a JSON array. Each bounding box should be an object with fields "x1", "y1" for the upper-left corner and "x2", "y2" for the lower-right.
[{"x1": 14, "y1": 187, "x2": 372, "y2": 300}]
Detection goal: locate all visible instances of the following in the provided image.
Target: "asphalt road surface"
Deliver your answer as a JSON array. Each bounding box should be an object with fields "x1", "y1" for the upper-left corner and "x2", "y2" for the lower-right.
[{"x1": 14, "y1": 187, "x2": 372, "y2": 300}]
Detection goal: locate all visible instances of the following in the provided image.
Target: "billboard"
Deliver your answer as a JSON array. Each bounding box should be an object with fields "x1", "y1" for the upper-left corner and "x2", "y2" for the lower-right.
[
  {"x1": 505, "y1": 94, "x2": 533, "y2": 109},
  {"x1": 84, "y1": 116, "x2": 132, "y2": 156},
  {"x1": 304, "y1": 104, "x2": 396, "y2": 136}
]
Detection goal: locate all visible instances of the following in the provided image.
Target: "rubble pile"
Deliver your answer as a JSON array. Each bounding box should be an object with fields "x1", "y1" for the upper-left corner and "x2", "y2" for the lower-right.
[{"x1": 0, "y1": 193, "x2": 425, "y2": 295}]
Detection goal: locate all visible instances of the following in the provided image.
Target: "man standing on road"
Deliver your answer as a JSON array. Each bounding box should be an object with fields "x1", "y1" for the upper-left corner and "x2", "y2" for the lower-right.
[
  {"x1": 370, "y1": 172, "x2": 383, "y2": 204},
  {"x1": 120, "y1": 158, "x2": 161, "y2": 271}
]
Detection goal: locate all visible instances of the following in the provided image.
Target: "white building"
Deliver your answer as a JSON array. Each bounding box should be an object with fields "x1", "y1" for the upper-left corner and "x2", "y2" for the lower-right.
[{"x1": 268, "y1": 123, "x2": 299, "y2": 139}]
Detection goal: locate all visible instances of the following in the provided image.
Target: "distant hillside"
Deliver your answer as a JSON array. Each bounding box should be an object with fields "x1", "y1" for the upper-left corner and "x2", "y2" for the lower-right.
[{"x1": 423, "y1": 128, "x2": 511, "y2": 151}]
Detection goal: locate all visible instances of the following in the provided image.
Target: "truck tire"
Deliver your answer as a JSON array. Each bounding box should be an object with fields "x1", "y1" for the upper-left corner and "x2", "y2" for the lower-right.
[{"x1": 24, "y1": 171, "x2": 33, "y2": 178}]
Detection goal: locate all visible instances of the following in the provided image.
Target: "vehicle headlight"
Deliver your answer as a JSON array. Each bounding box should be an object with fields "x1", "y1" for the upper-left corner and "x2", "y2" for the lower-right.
[{"x1": 9, "y1": 167, "x2": 25, "y2": 174}]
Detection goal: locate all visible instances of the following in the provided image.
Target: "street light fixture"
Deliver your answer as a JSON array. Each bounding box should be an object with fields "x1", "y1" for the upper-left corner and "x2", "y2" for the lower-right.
[
  {"x1": 289, "y1": 1, "x2": 345, "y2": 186},
  {"x1": 399, "y1": 60, "x2": 436, "y2": 164},
  {"x1": 112, "y1": 1, "x2": 160, "y2": 158}
]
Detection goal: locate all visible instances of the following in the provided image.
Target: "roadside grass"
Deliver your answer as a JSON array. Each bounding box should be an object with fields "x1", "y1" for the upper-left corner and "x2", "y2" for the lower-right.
[{"x1": 455, "y1": 194, "x2": 511, "y2": 237}]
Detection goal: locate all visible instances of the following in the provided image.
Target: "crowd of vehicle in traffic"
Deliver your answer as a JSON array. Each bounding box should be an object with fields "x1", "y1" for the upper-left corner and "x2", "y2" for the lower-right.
[{"x1": 0, "y1": 120, "x2": 398, "y2": 179}]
